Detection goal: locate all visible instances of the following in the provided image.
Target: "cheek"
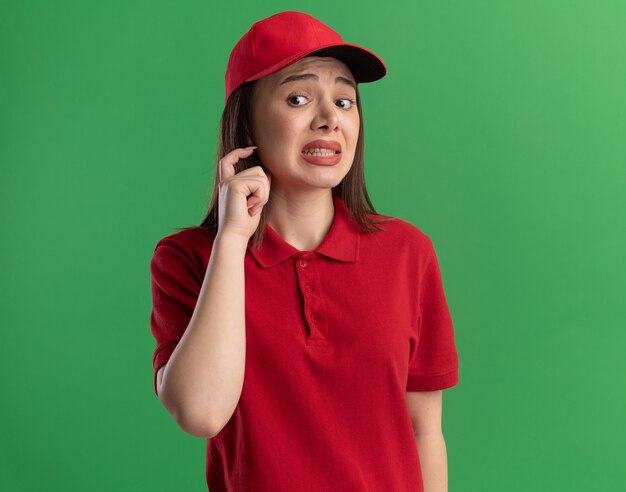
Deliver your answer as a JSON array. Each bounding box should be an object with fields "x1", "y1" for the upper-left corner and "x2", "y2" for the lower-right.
[
  {"x1": 341, "y1": 112, "x2": 359, "y2": 144},
  {"x1": 349, "y1": 114, "x2": 360, "y2": 139},
  {"x1": 345, "y1": 125, "x2": 360, "y2": 157},
  {"x1": 255, "y1": 116, "x2": 298, "y2": 170},
  {"x1": 258, "y1": 109, "x2": 299, "y2": 145}
]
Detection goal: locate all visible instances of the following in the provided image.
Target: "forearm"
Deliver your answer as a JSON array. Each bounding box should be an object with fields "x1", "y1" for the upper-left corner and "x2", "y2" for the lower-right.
[
  {"x1": 415, "y1": 432, "x2": 448, "y2": 492},
  {"x1": 160, "y1": 233, "x2": 248, "y2": 438}
]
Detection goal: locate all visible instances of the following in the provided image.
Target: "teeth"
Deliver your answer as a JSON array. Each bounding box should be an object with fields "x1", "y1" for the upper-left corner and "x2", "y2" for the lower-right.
[{"x1": 303, "y1": 148, "x2": 337, "y2": 156}]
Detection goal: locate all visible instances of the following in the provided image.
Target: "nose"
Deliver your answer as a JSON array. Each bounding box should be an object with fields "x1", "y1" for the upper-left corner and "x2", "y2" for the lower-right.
[{"x1": 311, "y1": 97, "x2": 339, "y2": 132}]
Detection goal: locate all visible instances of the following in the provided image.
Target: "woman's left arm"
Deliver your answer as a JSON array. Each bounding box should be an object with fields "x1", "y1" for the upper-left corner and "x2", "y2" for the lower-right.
[{"x1": 405, "y1": 390, "x2": 448, "y2": 492}]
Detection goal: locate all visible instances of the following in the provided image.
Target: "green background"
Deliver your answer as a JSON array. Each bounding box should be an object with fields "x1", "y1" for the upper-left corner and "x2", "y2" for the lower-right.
[{"x1": 1, "y1": 0, "x2": 624, "y2": 490}]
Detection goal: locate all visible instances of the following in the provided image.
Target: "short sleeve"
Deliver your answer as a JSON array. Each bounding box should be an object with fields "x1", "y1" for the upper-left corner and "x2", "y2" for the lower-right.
[
  {"x1": 149, "y1": 242, "x2": 203, "y2": 396},
  {"x1": 406, "y1": 242, "x2": 459, "y2": 391}
]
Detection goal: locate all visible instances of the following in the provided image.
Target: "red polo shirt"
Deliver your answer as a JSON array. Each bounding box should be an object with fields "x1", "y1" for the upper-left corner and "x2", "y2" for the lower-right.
[{"x1": 150, "y1": 193, "x2": 459, "y2": 491}]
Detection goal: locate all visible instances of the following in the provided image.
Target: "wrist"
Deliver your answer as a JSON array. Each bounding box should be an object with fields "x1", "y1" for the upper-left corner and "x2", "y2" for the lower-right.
[{"x1": 214, "y1": 231, "x2": 250, "y2": 255}]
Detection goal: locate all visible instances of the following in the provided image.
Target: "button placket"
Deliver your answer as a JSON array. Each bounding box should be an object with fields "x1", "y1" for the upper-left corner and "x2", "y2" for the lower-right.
[{"x1": 295, "y1": 253, "x2": 326, "y2": 343}]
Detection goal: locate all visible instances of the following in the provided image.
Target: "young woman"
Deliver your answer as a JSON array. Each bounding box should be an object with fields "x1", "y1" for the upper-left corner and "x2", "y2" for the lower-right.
[{"x1": 149, "y1": 10, "x2": 459, "y2": 492}]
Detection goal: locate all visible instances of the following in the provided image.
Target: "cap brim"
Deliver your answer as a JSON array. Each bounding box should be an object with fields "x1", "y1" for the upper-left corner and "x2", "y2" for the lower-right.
[
  {"x1": 245, "y1": 42, "x2": 387, "y2": 85},
  {"x1": 307, "y1": 44, "x2": 387, "y2": 83}
]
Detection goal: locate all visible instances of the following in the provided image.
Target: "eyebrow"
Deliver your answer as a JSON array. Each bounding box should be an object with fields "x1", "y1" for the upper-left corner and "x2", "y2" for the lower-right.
[{"x1": 279, "y1": 73, "x2": 356, "y2": 89}]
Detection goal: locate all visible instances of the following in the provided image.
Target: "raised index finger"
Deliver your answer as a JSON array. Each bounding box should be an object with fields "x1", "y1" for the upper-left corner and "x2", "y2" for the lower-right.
[{"x1": 218, "y1": 147, "x2": 257, "y2": 182}]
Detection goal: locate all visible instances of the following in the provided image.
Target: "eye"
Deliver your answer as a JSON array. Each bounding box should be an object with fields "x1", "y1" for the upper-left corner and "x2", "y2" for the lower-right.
[
  {"x1": 337, "y1": 98, "x2": 356, "y2": 110},
  {"x1": 287, "y1": 94, "x2": 308, "y2": 106}
]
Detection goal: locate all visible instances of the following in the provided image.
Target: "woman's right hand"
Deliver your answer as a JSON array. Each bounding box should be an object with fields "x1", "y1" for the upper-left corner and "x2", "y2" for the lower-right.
[{"x1": 216, "y1": 146, "x2": 271, "y2": 240}]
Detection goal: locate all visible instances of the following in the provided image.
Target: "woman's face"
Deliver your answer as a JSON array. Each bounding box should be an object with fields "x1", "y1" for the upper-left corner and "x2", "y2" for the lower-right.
[{"x1": 250, "y1": 56, "x2": 360, "y2": 194}]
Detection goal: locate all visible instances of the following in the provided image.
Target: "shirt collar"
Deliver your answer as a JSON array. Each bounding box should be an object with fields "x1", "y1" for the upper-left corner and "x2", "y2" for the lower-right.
[{"x1": 249, "y1": 193, "x2": 361, "y2": 268}]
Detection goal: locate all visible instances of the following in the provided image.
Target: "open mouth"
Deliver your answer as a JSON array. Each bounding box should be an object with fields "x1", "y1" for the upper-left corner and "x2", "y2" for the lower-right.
[
  {"x1": 301, "y1": 148, "x2": 340, "y2": 156},
  {"x1": 301, "y1": 139, "x2": 342, "y2": 156}
]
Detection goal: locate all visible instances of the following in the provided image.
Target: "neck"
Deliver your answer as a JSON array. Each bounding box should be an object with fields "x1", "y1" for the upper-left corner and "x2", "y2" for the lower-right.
[{"x1": 266, "y1": 188, "x2": 335, "y2": 252}]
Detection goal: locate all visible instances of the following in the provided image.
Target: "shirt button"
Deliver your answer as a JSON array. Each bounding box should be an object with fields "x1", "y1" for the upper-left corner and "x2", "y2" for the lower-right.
[
  {"x1": 299, "y1": 259, "x2": 308, "y2": 268},
  {"x1": 311, "y1": 314, "x2": 317, "y2": 323},
  {"x1": 304, "y1": 285, "x2": 312, "y2": 292}
]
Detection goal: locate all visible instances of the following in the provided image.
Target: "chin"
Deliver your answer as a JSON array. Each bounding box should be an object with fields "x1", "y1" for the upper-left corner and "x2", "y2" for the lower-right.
[
  {"x1": 308, "y1": 170, "x2": 350, "y2": 189},
  {"x1": 311, "y1": 181, "x2": 342, "y2": 190}
]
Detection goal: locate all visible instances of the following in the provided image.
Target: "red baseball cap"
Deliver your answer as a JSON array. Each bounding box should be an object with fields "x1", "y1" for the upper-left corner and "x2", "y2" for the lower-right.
[{"x1": 224, "y1": 11, "x2": 387, "y2": 103}]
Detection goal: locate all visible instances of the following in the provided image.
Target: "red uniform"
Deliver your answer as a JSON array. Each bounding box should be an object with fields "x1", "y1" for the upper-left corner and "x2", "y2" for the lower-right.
[{"x1": 150, "y1": 193, "x2": 459, "y2": 491}]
